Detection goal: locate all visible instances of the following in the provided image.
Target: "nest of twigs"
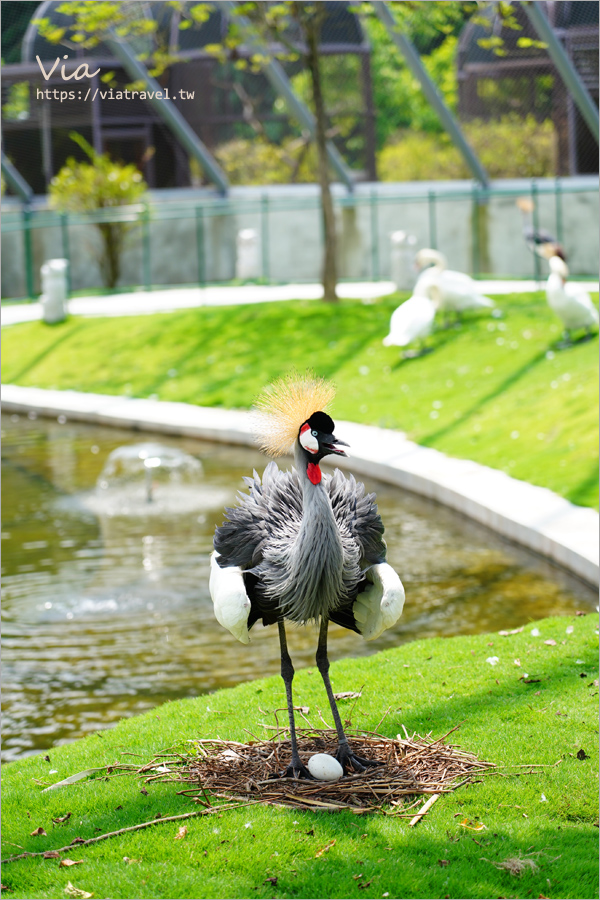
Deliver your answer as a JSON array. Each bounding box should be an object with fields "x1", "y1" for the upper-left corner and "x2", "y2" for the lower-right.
[{"x1": 137, "y1": 726, "x2": 494, "y2": 817}]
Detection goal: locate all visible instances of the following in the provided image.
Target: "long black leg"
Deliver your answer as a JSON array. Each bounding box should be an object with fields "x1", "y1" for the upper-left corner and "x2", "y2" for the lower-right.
[
  {"x1": 278, "y1": 619, "x2": 312, "y2": 779},
  {"x1": 315, "y1": 617, "x2": 381, "y2": 774}
]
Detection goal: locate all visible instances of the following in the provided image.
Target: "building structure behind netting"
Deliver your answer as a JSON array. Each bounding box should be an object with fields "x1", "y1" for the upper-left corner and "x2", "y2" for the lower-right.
[
  {"x1": 1, "y1": 1, "x2": 598, "y2": 298},
  {"x1": 458, "y1": 1, "x2": 598, "y2": 175},
  {"x1": 2, "y1": 1, "x2": 599, "y2": 193},
  {"x1": 1, "y1": 0, "x2": 376, "y2": 194}
]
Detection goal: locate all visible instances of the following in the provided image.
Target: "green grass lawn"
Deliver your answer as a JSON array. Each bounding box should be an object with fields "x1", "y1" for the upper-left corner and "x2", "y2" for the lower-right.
[
  {"x1": 2, "y1": 291, "x2": 598, "y2": 508},
  {"x1": 2, "y1": 614, "x2": 598, "y2": 900}
]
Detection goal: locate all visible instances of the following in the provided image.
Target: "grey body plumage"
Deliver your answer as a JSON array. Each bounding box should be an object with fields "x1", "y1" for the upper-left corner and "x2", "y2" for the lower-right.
[{"x1": 214, "y1": 445, "x2": 386, "y2": 629}]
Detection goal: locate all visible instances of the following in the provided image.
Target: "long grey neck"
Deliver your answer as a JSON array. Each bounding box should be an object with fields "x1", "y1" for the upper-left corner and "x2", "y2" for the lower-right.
[
  {"x1": 282, "y1": 441, "x2": 344, "y2": 622},
  {"x1": 294, "y1": 443, "x2": 325, "y2": 506}
]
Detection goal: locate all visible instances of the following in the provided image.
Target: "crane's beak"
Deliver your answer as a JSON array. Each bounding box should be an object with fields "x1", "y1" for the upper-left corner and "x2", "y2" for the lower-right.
[{"x1": 322, "y1": 434, "x2": 349, "y2": 457}]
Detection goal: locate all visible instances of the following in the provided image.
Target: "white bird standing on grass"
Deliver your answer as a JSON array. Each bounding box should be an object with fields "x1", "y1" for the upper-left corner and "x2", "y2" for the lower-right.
[
  {"x1": 546, "y1": 255, "x2": 598, "y2": 342},
  {"x1": 382, "y1": 292, "x2": 437, "y2": 354},
  {"x1": 210, "y1": 373, "x2": 405, "y2": 778},
  {"x1": 414, "y1": 249, "x2": 495, "y2": 320}
]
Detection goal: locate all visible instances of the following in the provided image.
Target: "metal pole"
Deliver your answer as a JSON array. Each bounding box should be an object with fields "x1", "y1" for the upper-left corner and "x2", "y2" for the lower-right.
[
  {"x1": 554, "y1": 177, "x2": 563, "y2": 246},
  {"x1": 195, "y1": 206, "x2": 206, "y2": 286},
  {"x1": 1, "y1": 153, "x2": 33, "y2": 204},
  {"x1": 530, "y1": 182, "x2": 541, "y2": 284},
  {"x1": 60, "y1": 213, "x2": 72, "y2": 294},
  {"x1": 523, "y1": 1, "x2": 599, "y2": 141},
  {"x1": 41, "y1": 102, "x2": 53, "y2": 189},
  {"x1": 261, "y1": 192, "x2": 270, "y2": 282},
  {"x1": 106, "y1": 35, "x2": 230, "y2": 194},
  {"x1": 373, "y1": 0, "x2": 489, "y2": 188},
  {"x1": 471, "y1": 184, "x2": 479, "y2": 277},
  {"x1": 370, "y1": 188, "x2": 380, "y2": 281},
  {"x1": 428, "y1": 190, "x2": 437, "y2": 249},
  {"x1": 23, "y1": 207, "x2": 35, "y2": 299}
]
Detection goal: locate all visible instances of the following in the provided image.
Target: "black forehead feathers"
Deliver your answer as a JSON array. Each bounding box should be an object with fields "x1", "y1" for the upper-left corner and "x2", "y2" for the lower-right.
[{"x1": 306, "y1": 411, "x2": 335, "y2": 434}]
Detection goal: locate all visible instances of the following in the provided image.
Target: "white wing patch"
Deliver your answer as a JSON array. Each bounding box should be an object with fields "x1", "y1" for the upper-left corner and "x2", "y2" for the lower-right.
[
  {"x1": 209, "y1": 551, "x2": 251, "y2": 644},
  {"x1": 353, "y1": 563, "x2": 405, "y2": 641}
]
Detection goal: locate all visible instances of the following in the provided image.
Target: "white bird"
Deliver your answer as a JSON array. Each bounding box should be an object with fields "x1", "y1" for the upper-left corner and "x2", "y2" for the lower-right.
[
  {"x1": 546, "y1": 255, "x2": 598, "y2": 341},
  {"x1": 210, "y1": 373, "x2": 405, "y2": 777},
  {"x1": 382, "y1": 293, "x2": 437, "y2": 354},
  {"x1": 414, "y1": 249, "x2": 495, "y2": 319}
]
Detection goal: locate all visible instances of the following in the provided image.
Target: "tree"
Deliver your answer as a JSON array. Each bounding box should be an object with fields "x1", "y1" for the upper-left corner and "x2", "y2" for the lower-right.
[
  {"x1": 36, "y1": 1, "x2": 343, "y2": 301},
  {"x1": 264, "y1": 2, "x2": 338, "y2": 300},
  {"x1": 49, "y1": 133, "x2": 147, "y2": 289}
]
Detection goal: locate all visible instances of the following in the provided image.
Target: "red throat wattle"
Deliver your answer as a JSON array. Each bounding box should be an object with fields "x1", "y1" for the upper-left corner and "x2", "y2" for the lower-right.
[{"x1": 307, "y1": 463, "x2": 321, "y2": 485}]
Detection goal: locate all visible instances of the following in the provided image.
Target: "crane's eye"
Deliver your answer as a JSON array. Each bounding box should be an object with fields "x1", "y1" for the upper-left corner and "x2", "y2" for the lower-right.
[{"x1": 311, "y1": 430, "x2": 318, "y2": 437}]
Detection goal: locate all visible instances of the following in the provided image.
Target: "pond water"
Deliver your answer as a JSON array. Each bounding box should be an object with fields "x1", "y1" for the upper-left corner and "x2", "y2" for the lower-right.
[{"x1": 2, "y1": 413, "x2": 596, "y2": 763}]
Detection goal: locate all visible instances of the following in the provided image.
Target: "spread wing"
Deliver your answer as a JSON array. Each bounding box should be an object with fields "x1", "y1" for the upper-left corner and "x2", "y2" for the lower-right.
[
  {"x1": 326, "y1": 468, "x2": 387, "y2": 567},
  {"x1": 326, "y1": 469, "x2": 404, "y2": 639},
  {"x1": 352, "y1": 563, "x2": 405, "y2": 641},
  {"x1": 209, "y1": 551, "x2": 251, "y2": 643},
  {"x1": 214, "y1": 461, "x2": 302, "y2": 570}
]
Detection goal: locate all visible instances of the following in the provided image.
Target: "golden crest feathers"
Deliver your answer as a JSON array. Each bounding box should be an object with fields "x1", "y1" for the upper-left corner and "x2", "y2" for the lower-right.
[{"x1": 253, "y1": 372, "x2": 336, "y2": 458}]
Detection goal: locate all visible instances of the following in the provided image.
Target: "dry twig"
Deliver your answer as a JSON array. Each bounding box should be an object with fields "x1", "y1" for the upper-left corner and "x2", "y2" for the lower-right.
[{"x1": 137, "y1": 727, "x2": 494, "y2": 817}]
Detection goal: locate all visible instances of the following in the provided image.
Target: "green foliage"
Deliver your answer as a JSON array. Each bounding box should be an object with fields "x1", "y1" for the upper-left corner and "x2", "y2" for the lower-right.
[
  {"x1": 288, "y1": 54, "x2": 365, "y2": 164},
  {"x1": 364, "y1": 4, "x2": 469, "y2": 148},
  {"x1": 48, "y1": 133, "x2": 147, "y2": 288},
  {"x1": 379, "y1": 131, "x2": 465, "y2": 182},
  {"x1": 214, "y1": 136, "x2": 317, "y2": 184},
  {"x1": 2, "y1": 614, "x2": 598, "y2": 899},
  {"x1": 379, "y1": 115, "x2": 556, "y2": 181},
  {"x1": 2, "y1": 81, "x2": 30, "y2": 122},
  {"x1": 48, "y1": 133, "x2": 147, "y2": 212},
  {"x1": 2, "y1": 290, "x2": 597, "y2": 508},
  {"x1": 466, "y1": 114, "x2": 556, "y2": 178},
  {"x1": 381, "y1": 1, "x2": 476, "y2": 56},
  {"x1": 36, "y1": 1, "x2": 157, "y2": 50}
]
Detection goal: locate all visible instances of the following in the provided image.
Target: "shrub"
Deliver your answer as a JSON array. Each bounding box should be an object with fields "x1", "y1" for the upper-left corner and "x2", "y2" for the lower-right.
[
  {"x1": 213, "y1": 137, "x2": 317, "y2": 185},
  {"x1": 49, "y1": 133, "x2": 147, "y2": 288},
  {"x1": 378, "y1": 115, "x2": 556, "y2": 181}
]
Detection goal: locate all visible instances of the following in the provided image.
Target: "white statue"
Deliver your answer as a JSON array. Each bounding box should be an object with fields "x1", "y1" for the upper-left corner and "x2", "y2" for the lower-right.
[{"x1": 40, "y1": 259, "x2": 68, "y2": 324}]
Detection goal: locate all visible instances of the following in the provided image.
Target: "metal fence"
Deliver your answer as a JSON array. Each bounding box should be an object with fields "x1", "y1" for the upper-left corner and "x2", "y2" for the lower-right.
[{"x1": 1, "y1": 176, "x2": 598, "y2": 300}]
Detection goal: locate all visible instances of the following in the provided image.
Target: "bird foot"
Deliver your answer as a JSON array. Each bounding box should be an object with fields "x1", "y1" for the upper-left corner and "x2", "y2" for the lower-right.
[
  {"x1": 335, "y1": 745, "x2": 383, "y2": 775},
  {"x1": 279, "y1": 760, "x2": 314, "y2": 780}
]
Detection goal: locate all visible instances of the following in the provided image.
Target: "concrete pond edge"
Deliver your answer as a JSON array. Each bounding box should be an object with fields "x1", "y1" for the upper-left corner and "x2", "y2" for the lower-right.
[{"x1": 2, "y1": 383, "x2": 598, "y2": 588}]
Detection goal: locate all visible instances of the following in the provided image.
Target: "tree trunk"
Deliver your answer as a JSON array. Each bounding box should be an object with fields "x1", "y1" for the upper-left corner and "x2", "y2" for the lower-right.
[
  {"x1": 304, "y1": 10, "x2": 338, "y2": 302},
  {"x1": 98, "y1": 222, "x2": 121, "y2": 289}
]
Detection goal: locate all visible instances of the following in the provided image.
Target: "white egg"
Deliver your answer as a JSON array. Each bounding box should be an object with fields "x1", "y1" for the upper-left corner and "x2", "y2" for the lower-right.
[{"x1": 307, "y1": 753, "x2": 343, "y2": 782}]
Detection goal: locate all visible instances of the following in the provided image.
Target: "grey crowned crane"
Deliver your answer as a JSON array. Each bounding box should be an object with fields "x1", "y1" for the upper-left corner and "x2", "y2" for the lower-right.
[
  {"x1": 210, "y1": 373, "x2": 405, "y2": 778},
  {"x1": 516, "y1": 198, "x2": 566, "y2": 261}
]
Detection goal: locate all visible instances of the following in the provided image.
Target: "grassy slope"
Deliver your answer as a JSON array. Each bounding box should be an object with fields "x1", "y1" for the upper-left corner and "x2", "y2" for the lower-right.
[
  {"x1": 1, "y1": 291, "x2": 598, "y2": 508},
  {"x1": 2, "y1": 614, "x2": 598, "y2": 900}
]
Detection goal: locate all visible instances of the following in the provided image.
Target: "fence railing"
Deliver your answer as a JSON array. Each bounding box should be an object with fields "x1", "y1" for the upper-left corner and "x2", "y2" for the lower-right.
[{"x1": 2, "y1": 176, "x2": 598, "y2": 300}]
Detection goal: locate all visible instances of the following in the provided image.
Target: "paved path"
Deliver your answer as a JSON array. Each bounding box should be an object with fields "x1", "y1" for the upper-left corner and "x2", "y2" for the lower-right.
[
  {"x1": 3, "y1": 282, "x2": 394, "y2": 326},
  {"x1": 2, "y1": 384, "x2": 598, "y2": 587},
  {"x1": 4, "y1": 279, "x2": 598, "y2": 326}
]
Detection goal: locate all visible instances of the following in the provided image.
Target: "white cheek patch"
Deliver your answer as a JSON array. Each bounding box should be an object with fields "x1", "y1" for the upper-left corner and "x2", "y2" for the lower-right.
[{"x1": 299, "y1": 424, "x2": 319, "y2": 454}]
